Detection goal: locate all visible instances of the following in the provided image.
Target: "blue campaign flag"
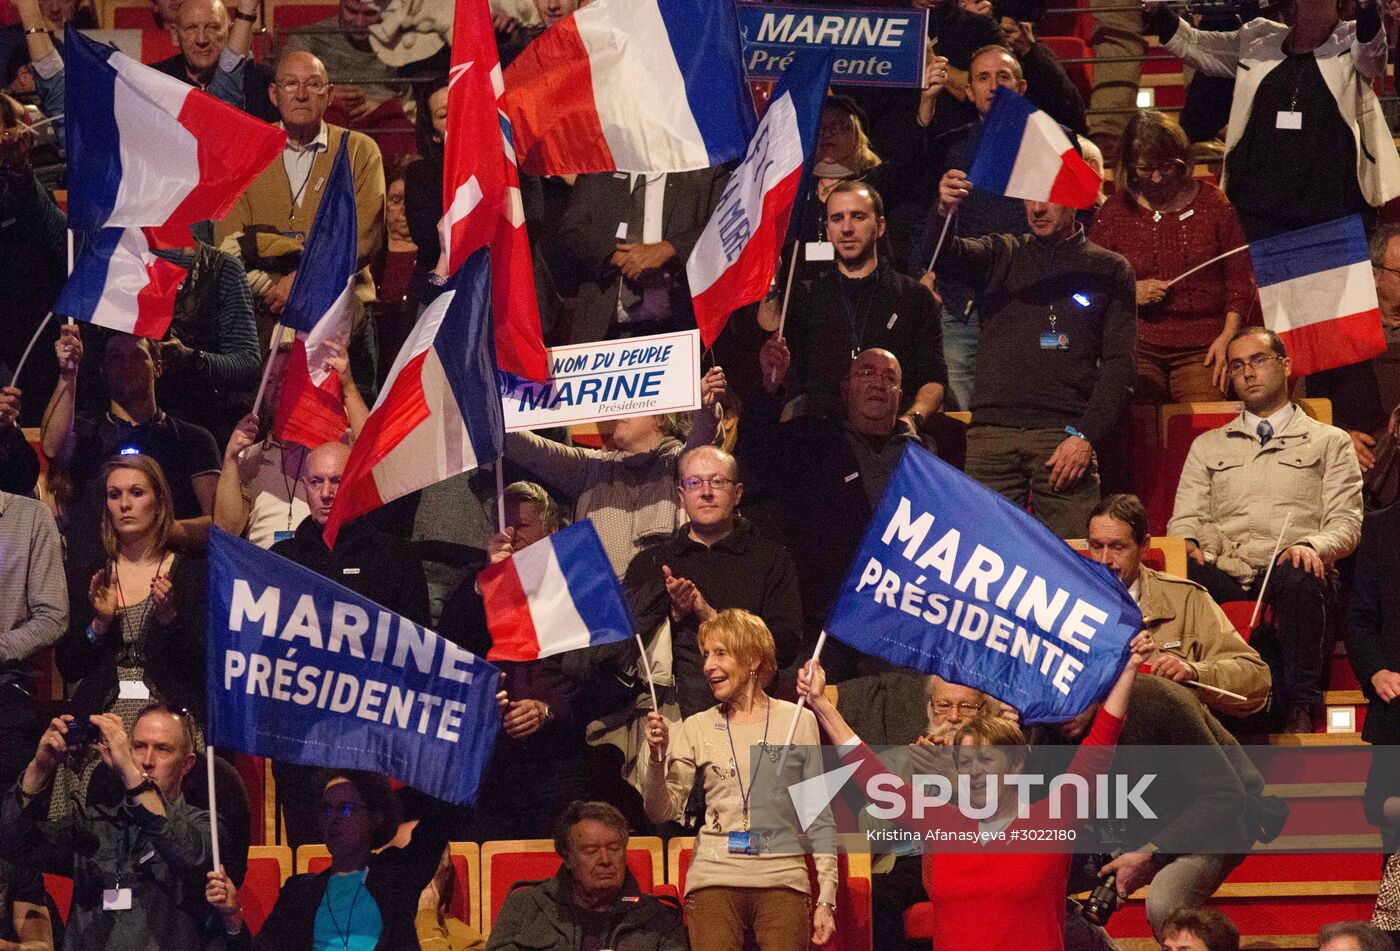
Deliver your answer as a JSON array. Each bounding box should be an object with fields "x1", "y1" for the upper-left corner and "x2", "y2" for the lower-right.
[
  {"x1": 825, "y1": 444, "x2": 1142, "y2": 723},
  {"x1": 206, "y1": 528, "x2": 501, "y2": 806}
]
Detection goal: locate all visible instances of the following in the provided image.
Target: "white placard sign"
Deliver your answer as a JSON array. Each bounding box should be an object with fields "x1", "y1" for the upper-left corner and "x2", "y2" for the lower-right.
[{"x1": 500, "y1": 330, "x2": 702, "y2": 432}]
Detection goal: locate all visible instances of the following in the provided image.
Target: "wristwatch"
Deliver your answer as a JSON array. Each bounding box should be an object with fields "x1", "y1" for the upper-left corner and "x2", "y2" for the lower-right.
[
  {"x1": 234, "y1": 9, "x2": 257, "y2": 20},
  {"x1": 125, "y1": 776, "x2": 159, "y2": 800}
]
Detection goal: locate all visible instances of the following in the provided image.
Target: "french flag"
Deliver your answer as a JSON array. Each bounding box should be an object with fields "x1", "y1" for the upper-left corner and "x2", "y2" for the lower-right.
[
  {"x1": 439, "y1": 0, "x2": 548, "y2": 382},
  {"x1": 323, "y1": 247, "x2": 504, "y2": 548},
  {"x1": 1251, "y1": 215, "x2": 1386, "y2": 377},
  {"x1": 478, "y1": 519, "x2": 634, "y2": 662},
  {"x1": 65, "y1": 25, "x2": 285, "y2": 230},
  {"x1": 687, "y1": 51, "x2": 832, "y2": 348},
  {"x1": 968, "y1": 87, "x2": 1100, "y2": 210},
  {"x1": 502, "y1": 0, "x2": 755, "y2": 175},
  {"x1": 274, "y1": 146, "x2": 357, "y2": 450},
  {"x1": 55, "y1": 227, "x2": 187, "y2": 337}
]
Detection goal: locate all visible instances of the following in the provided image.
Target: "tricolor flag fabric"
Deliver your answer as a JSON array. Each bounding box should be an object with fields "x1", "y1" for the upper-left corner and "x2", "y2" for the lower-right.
[
  {"x1": 324, "y1": 247, "x2": 504, "y2": 547},
  {"x1": 274, "y1": 146, "x2": 357, "y2": 450},
  {"x1": 55, "y1": 227, "x2": 187, "y2": 337},
  {"x1": 687, "y1": 51, "x2": 833, "y2": 348},
  {"x1": 1250, "y1": 215, "x2": 1386, "y2": 377},
  {"x1": 968, "y1": 86, "x2": 1100, "y2": 211},
  {"x1": 502, "y1": 0, "x2": 755, "y2": 175},
  {"x1": 439, "y1": 0, "x2": 548, "y2": 382},
  {"x1": 478, "y1": 519, "x2": 634, "y2": 662},
  {"x1": 65, "y1": 25, "x2": 285, "y2": 230}
]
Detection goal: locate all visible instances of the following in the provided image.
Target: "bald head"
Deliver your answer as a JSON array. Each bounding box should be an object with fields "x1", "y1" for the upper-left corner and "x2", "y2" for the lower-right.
[
  {"x1": 271, "y1": 51, "x2": 332, "y2": 140},
  {"x1": 841, "y1": 348, "x2": 902, "y2": 435},
  {"x1": 304, "y1": 442, "x2": 350, "y2": 525},
  {"x1": 175, "y1": 0, "x2": 229, "y2": 78}
]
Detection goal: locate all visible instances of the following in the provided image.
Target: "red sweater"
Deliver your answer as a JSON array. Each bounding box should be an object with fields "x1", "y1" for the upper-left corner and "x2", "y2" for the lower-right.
[
  {"x1": 844, "y1": 709, "x2": 1124, "y2": 951},
  {"x1": 1091, "y1": 182, "x2": 1254, "y2": 348}
]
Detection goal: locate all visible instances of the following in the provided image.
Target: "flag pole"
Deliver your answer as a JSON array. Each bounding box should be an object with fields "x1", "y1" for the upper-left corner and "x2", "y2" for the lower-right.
[
  {"x1": 773, "y1": 242, "x2": 800, "y2": 342},
  {"x1": 495, "y1": 460, "x2": 506, "y2": 531},
  {"x1": 777, "y1": 630, "x2": 827, "y2": 773},
  {"x1": 1250, "y1": 511, "x2": 1293, "y2": 629},
  {"x1": 249, "y1": 321, "x2": 283, "y2": 421},
  {"x1": 1166, "y1": 244, "x2": 1249, "y2": 288},
  {"x1": 205, "y1": 744, "x2": 222, "y2": 872},
  {"x1": 1186, "y1": 681, "x2": 1249, "y2": 704},
  {"x1": 926, "y1": 211, "x2": 956, "y2": 273},
  {"x1": 635, "y1": 633, "x2": 660, "y2": 714},
  {"x1": 9, "y1": 312, "x2": 54, "y2": 389},
  {"x1": 66, "y1": 231, "x2": 74, "y2": 326}
]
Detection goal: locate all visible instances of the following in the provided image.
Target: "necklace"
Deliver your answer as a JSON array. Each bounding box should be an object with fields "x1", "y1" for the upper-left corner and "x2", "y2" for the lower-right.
[
  {"x1": 723, "y1": 696, "x2": 772, "y2": 833},
  {"x1": 322, "y1": 872, "x2": 366, "y2": 951}
]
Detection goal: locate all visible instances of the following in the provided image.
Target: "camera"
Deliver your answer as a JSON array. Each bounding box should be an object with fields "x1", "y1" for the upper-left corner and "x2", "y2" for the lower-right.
[
  {"x1": 64, "y1": 721, "x2": 102, "y2": 748},
  {"x1": 1080, "y1": 873, "x2": 1120, "y2": 926}
]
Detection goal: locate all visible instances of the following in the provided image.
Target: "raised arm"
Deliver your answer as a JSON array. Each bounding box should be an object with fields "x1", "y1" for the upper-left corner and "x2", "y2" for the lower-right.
[
  {"x1": 38, "y1": 325, "x2": 81, "y2": 469},
  {"x1": 641, "y1": 713, "x2": 697, "y2": 824}
]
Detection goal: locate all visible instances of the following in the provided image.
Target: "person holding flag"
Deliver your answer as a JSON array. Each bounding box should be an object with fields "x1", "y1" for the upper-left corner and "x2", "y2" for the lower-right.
[{"x1": 932, "y1": 85, "x2": 1134, "y2": 539}]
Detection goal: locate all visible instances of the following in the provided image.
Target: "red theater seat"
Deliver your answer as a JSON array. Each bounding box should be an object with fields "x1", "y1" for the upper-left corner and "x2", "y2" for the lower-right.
[
  {"x1": 242, "y1": 846, "x2": 291, "y2": 935},
  {"x1": 481, "y1": 838, "x2": 664, "y2": 933}
]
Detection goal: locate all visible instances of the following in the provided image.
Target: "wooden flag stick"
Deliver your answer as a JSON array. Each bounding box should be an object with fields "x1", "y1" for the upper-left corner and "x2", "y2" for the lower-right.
[
  {"x1": 777, "y1": 630, "x2": 827, "y2": 774},
  {"x1": 1166, "y1": 244, "x2": 1249, "y2": 287},
  {"x1": 249, "y1": 321, "x2": 283, "y2": 421},
  {"x1": 1251, "y1": 511, "x2": 1293, "y2": 629},
  {"x1": 206, "y1": 745, "x2": 222, "y2": 872},
  {"x1": 9, "y1": 312, "x2": 53, "y2": 388}
]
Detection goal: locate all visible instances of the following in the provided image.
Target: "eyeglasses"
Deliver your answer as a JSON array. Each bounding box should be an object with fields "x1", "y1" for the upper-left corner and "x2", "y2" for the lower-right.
[
  {"x1": 1226, "y1": 353, "x2": 1283, "y2": 376},
  {"x1": 276, "y1": 78, "x2": 329, "y2": 94},
  {"x1": 679, "y1": 476, "x2": 736, "y2": 493},
  {"x1": 1132, "y1": 160, "x2": 1186, "y2": 180},
  {"x1": 323, "y1": 801, "x2": 367, "y2": 818},
  {"x1": 930, "y1": 700, "x2": 982, "y2": 716}
]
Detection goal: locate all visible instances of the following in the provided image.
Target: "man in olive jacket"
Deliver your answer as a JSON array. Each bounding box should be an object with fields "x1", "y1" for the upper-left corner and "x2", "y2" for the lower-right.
[{"x1": 486, "y1": 801, "x2": 686, "y2": 951}]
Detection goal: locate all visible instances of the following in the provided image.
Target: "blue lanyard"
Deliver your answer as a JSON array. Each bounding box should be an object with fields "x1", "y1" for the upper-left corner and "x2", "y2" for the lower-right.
[{"x1": 723, "y1": 698, "x2": 771, "y2": 831}]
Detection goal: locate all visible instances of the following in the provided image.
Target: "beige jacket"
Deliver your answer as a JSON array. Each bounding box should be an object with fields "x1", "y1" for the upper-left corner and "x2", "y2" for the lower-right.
[
  {"x1": 1137, "y1": 565, "x2": 1271, "y2": 717},
  {"x1": 1168, "y1": 407, "x2": 1363, "y2": 584},
  {"x1": 214, "y1": 124, "x2": 385, "y2": 306}
]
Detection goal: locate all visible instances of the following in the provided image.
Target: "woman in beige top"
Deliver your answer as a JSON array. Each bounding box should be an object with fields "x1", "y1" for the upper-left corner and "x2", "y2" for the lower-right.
[{"x1": 643, "y1": 609, "x2": 837, "y2": 951}]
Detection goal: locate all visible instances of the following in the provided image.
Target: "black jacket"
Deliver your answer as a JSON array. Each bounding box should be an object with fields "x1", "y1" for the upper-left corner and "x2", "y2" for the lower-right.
[
  {"x1": 270, "y1": 516, "x2": 430, "y2": 626},
  {"x1": 735, "y1": 393, "x2": 924, "y2": 673},
  {"x1": 58, "y1": 553, "x2": 209, "y2": 720},
  {"x1": 623, "y1": 518, "x2": 802, "y2": 717},
  {"x1": 1348, "y1": 500, "x2": 1400, "y2": 745},
  {"x1": 152, "y1": 53, "x2": 278, "y2": 123},
  {"x1": 786, "y1": 261, "x2": 946, "y2": 420},
  {"x1": 484, "y1": 867, "x2": 685, "y2": 951},
  {"x1": 934, "y1": 223, "x2": 1136, "y2": 446},
  {"x1": 234, "y1": 802, "x2": 452, "y2": 950}
]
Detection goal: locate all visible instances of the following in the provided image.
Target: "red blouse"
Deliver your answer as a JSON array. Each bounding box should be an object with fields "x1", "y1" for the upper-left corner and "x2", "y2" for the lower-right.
[
  {"x1": 843, "y1": 709, "x2": 1124, "y2": 951},
  {"x1": 1092, "y1": 181, "x2": 1255, "y2": 348}
]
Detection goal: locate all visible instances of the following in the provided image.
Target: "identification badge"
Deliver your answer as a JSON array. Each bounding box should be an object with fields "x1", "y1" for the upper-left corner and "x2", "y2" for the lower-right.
[
  {"x1": 1040, "y1": 331, "x2": 1070, "y2": 351},
  {"x1": 615, "y1": 221, "x2": 629, "y2": 240},
  {"x1": 728, "y1": 831, "x2": 763, "y2": 855},
  {"x1": 118, "y1": 681, "x2": 151, "y2": 701},
  {"x1": 273, "y1": 531, "x2": 295, "y2": 544},
  {"x1": 1276, "y1": 111, "x2": 1302, "y2": 130},
  {"x1": 102, "y1": 888, "x2": 133, "y2": 911},
  {"x1": 805, "y1": 241, "x2": 835, "y2": 261},
  {"x1": 1178, "y1": 209, "x2": 1194, "y2": 222},
  {"x1": 342, "y1": 567, "x2": 361, "y2": 575},
  {"x1": 886, "y1": 312, "x2": 899, "y2": 330}
]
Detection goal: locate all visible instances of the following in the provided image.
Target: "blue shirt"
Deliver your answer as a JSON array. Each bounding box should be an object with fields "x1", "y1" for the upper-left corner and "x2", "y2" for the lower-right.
[{"x1": 313, "y1": 870, "x2": 382, "y2": 951}]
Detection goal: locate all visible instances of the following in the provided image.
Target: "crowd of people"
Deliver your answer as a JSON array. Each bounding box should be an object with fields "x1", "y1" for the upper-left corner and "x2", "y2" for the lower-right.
[{"x1": 4, "y1": 0, "x2": 1400, "y2": 947}]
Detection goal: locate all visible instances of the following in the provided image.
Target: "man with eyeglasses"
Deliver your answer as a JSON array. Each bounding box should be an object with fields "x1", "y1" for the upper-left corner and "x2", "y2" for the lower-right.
[
  {"x1": 1087, "y1": 493, "x2": 1269, "y2": 719},
  {"x1": 268, "y1": 440, "x2": 428, "y2": 846},
  {"x1": 740, "y1": 347, "x2": 931, "y2": 680},
  {"x1": 623, "y1": 446, "x2": 802, "y2": 717},
  {"x1": 1169, "y1": 327, "x2": 1362, "y2": 733},
  {"x1": 214, "y1": 47, "x2": 385, "y2": 390},
  {"x1": 2, "y1": 704, "x2": 226, "y2": 950}
]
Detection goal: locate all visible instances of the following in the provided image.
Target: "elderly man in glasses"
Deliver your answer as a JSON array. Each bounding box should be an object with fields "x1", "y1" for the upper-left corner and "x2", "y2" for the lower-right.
[
  {"x1": 214, "y1": 49, "x2": 384, "y2": 386},
  {"x1": 623, "y1": 446, "x2": 803, "y2": 718},
  {"x1": 1169, "y1": 327, "x2": 1363, "y2": 732}
]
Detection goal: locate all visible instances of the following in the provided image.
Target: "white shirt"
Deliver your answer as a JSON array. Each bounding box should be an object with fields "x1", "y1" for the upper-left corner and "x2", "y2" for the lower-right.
[
  {"x1": 1127, "y1": 577, "x2": 1141, "y2": 604},
  {"x1": 627, "y1": 172, "x2": 668, "y2": 245},
  {"x1": 1241, "y1": 403, "x2": 1296, "y2": 444},
  {"x1": 280, "y1": 123, "x2": 330, "y2": 209},
  {"x1": 238, "y1": 439, "x2": 312, "y2": 548}
]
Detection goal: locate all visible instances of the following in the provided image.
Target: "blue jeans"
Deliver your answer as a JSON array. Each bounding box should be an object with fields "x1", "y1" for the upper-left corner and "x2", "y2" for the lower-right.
[{"x1": 942, "y1": 306, "x2": 979, "y2": 412}]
